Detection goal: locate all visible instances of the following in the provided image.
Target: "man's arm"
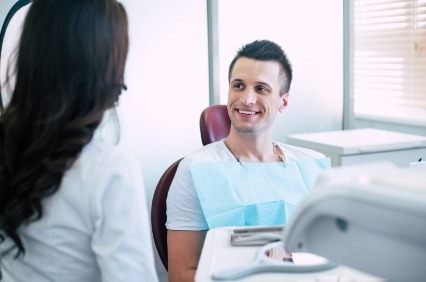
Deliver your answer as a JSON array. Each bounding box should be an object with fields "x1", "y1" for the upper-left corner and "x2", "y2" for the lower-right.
[{"x1": 167, "y1": 230, "x2": 207, "y2": 282}]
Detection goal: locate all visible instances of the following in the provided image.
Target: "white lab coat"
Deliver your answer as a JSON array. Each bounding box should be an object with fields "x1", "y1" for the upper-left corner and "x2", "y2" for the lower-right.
[{"x1": 0, "y1": 138, "x2": 158, "y2": 282}]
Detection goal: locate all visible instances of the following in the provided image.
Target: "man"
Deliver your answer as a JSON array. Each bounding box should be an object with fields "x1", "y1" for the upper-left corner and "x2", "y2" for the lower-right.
[{"x1": 166, "y1": 40, "x2": 329, "y2": 282}]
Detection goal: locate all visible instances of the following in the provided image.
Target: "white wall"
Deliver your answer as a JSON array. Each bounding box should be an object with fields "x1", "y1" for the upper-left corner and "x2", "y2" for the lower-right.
[
  {"x1": 119, "y1": 1, "x2": 209, "y2": 279},
  {"x1": 217, "y1": 0, "x2": 344, "y2": 140},
  {"x1": 119, "y1": 0, "x2": 209, "y2": 212}
]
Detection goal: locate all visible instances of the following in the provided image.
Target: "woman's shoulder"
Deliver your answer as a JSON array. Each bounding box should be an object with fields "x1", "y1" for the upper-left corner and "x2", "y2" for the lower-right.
[
  {"x1": 82, "y1": 138, "x2": 137, "y2": 166},
  {"x1": 69, "y1": 138, "x2": 141, "y2": 186}
]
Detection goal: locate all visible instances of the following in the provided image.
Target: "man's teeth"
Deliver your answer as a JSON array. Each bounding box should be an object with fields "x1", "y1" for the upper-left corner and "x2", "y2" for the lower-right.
[{"x1": 239, "y1": 110, "x2": 256, "y2": 115}]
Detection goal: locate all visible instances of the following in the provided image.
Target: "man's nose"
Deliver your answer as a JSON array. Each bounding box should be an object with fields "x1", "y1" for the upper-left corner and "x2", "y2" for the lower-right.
[{"x1": 240, "y1": 89, "x2": 256, "y2": 105}]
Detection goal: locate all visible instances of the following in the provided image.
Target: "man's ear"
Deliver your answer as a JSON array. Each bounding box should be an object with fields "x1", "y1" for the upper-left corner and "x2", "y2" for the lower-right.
[{"x1": 279, "y1": 93, "x2": 289, "y2": 113}]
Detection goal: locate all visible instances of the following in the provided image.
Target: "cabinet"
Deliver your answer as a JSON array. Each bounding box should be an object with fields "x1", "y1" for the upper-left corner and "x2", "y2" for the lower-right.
[{"x1": 287, "y1": 128, "x2": 426, "y2": 167}]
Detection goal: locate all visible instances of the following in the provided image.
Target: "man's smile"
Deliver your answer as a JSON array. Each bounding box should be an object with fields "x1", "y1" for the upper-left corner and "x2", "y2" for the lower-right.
[{"x1": 236, "y1": 108, "x2": 260, "y2": 116}]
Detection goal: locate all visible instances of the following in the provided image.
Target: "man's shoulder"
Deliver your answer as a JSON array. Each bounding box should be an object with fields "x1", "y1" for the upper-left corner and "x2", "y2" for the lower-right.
[
  {"x1": 184, "y1": 141, "x2": 229, "y2": 162},
  {"x1": 276, "y1": 142, "x2": 326, "y2": 160}
]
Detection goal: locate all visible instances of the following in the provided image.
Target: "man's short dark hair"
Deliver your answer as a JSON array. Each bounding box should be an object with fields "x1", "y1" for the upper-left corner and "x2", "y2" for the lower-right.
[{"x1": 228, "y1": 40, "x2": 293, "y2": 95}]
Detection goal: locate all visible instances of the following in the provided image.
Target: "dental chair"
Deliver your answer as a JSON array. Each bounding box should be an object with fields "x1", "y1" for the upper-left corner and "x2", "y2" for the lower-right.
[
  {"x1": 151, "y1": 158, "x2": 182, "y2": 270},
  {"x1": 199, "y1": 104, "x2": 230, "y2": 145},
  {"x1": 283, "y1": 163, "x2": 426, "y2": 281}
]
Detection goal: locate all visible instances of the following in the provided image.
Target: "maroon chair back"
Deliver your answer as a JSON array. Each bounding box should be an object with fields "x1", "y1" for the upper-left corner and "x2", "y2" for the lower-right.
[
  {"x1": 199, "y1": 104, "x2": 231, "y2": 145},
  {"x1": 151, "y1": 158, "x2": 182, "y2": 270}
]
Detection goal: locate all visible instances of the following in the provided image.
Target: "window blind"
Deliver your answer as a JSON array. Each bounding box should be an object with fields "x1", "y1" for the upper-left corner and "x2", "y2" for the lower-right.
[{"x1": 353, "y1": 0, "x2": 426, "y2": 126}]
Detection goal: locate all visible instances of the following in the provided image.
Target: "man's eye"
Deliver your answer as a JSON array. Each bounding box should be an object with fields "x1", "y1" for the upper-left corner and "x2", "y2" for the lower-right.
[
  {"x1": 256, "y1": 86, "x2": 271, "y2": 95},
  {"x1": 232, "y1": 83, "x2": 244, "y2": 89}
]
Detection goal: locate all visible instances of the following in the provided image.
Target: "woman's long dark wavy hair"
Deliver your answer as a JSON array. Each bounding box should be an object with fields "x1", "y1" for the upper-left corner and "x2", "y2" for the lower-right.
[{"x1": 0, "y1": 0, "x2": 128, "y2": 257}]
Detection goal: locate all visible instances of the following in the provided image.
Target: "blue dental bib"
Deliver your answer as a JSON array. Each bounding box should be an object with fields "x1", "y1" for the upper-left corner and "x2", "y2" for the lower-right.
[{"x1": 189, "y1": 158, "x2": 330, "y2": 229}]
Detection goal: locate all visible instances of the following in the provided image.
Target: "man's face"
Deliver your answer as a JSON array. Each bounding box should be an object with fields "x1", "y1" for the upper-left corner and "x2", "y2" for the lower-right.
[{"x1": 227, "y1": 57, "x2": 288, "y2": 135}]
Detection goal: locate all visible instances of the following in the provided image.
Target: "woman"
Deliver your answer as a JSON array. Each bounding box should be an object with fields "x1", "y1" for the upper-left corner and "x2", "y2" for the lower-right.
[{"x1": 0, "y1": 0, "x2": 158, "y2": 281}]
